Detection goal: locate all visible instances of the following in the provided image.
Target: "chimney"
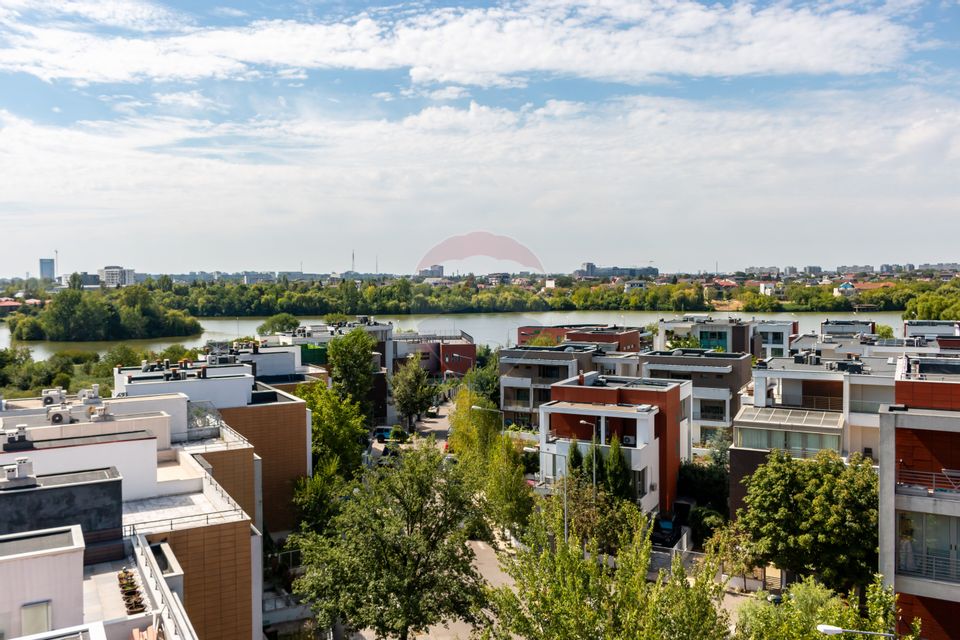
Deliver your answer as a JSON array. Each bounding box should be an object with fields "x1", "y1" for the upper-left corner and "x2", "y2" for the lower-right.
[{"x1": 578, "y1": 370, "x2": 585, "y2": 386}]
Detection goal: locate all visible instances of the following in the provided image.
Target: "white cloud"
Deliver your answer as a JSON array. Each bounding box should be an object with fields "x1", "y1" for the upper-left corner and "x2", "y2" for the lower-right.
[
  {"x1": 153, "y1": 90, "x2": 226, "y2": 112},
  {"x1": 0, "y1": 88, "x2": 957, "y2": 272},
  {"x1": 0, "y1": 0, "x2": 918, "y2": 86},
  {"x1": 427, "y1": 86, "x2": 470, "y2": 101},
  {"x1": 0, "y1": 0, "x2": 184, "y2": 31}
]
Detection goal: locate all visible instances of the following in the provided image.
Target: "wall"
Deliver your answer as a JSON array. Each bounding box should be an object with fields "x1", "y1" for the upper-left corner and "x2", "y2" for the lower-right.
[
  {"x1": 728, "y1": 447, "x2": 771, "y2": 519},
  {"x1": 0, "y1": 437, "x2": 157, "y2": 501},
  {"x1": 198, "y1": 448, "x2": 257, "y2": 527},
  {"x1": 439, "y1": 342, "x2": 477, "y2": 376},
  {"x1": 898, "y1": 593, "x2": 960, "y2": 640},
  {"x1": 0, "y1": 477, "x2": 122, "y2": 565},
  {"x1": 0, "y1": 540, "x2": 84, "y2": 638},
  {"x1": 147, "y1": 520, "x2": 253, "y2": 640},
  {"x1": 219, "y1": 402, "x2": 308, "y2": 532},
  {"x1": 896, "y1": 427, "x2": 960, "y2": 474},
  {"x1": 896, "y1": 380, "x2": 960, "y2": 412},
  {"x1": 120, "y1": 376, "x2": 253, "y2": 409},
  {"x1": 107, "y1": 394, "x2": 189, "y2": 439}
]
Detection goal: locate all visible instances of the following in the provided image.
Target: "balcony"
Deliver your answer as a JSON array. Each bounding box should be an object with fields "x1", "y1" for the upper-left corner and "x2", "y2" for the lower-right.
[
  {"x1": 502, "y1": 402, "x2": 532, "y2": 413},
  {"x1": 897, "y1": 470, "x2": 960, "y2": 500},
  {"x1": 849, "y1": 399, "x2": 884, "y2": 414},
  {"x1": 774, "y1": 395, "x2": 843, "y2": 412},
  {"x1": 897, "y1": 549, "x2": 960, "y2": 585},
  {"x1": 693, "y1": 411, "x2": 729, "y2": 424}
]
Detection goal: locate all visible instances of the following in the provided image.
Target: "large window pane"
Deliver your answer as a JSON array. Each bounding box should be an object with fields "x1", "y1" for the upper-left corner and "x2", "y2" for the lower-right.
[
  {"x1": 769, "y1": 430, "x2": 786, "y2": 450},
  {"x1": 21, "y1": 602, "x2": 51, "y2": 636},
  {"x1": 739, "y1": 428, "x2": 767, "y2": 449}
]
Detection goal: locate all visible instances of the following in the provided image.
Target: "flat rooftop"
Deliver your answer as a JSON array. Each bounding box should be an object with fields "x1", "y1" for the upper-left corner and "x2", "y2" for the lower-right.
[
  {"x1": 900, "y1": 356, "x2": 960, "y2": 382},
  {"x1": 504, "y1": 344, "x2": 597, "y2": 353},
  {"x1": 644, "y1": 349, "x2": 749, "y2": 359},
  {"x1": 736, "y1": 406, "x2": 843, "y2": 429},
  {"x1": 122, "y1": 488, "x2": 244, "y2": 535},
  {"x1": 543, "y1": 400, "x2": 658, "y2": 414},
  {"x1": 560, "y1": 375, "x2": 677, "y2": 390},
  {"x1": 0, "y1": 527, "x2": 79, "y2": 558},
  {"x1": 84, "y1": 556, "x2": 152, "y2": 622},
  {"x1": 760, "y1": 355, "x2": 897, "y2": 375}
]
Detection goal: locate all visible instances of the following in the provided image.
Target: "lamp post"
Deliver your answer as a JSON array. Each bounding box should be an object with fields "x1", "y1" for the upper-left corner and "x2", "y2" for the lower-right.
[
  {"x1": 815, "y1": 624, "x2": 894, "y2": 638},
  {"x1": 579, "y1": 419, "x2": 599, "y2": 500}
]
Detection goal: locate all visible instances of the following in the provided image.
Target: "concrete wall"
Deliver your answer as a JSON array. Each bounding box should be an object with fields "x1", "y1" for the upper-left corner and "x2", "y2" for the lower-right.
[
  {"x1": 0, "y1": 528, "x2": 84, "y2": 638},
  {"x1": 119, "y1": 376, "x2": 253, "y2": 409},
  {"x1": 0, "y1": 477, "x2": 122, "y2": 564},
  {"x1": 198, "y1": 448, "x2": 257, "y2": 529},
  {"x1": 107, "y1": 394, "x2": 190, "y2": 439},
  {"x1": 0, "y1": 437, "x2": 157, "y2": 501}
]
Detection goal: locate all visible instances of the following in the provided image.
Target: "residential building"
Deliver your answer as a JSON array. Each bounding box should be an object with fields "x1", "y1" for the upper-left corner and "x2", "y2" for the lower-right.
[
  {"x1": 97, "y1": 266, "x2": 136, "y2": 288},
  {"x1": 0, "y1": 390, "x2": 264, "y2": 640},
  {"x1": 517, "y1": 324, "x2": 650, "y2": 351},
  {"x1": 729, "y1": 351, "x2": 897, "y2": 515},
  {"x1": 499, "y1": 344, "x2": 600, "y2": 428},
  {"x1": 112, "y1": 360, "x2": 310, "y2": 533},
  {"x1": 878, "y1": 355, "x2": 960, "y2": 639},
  {"x1": 57, "y1": 272, "x2": 99, "y2": 287},
  {"x1": 821, "y1": 318, "x2": 876, "y2": 338},
  {"x1": 904, "y1": 320, "x2": 960, "y2": 339},
  {"x1": 656, "y1": 315, "x2": 763, "y2": 357},
  {"x1": 756, "y1": 319, "x2": 799, "y2": 358},
  {"x1": 537, "y1": 371, "x2": 692, "y2": 514},
  {"x1": 805, "y1": 266, "x2": 823, "y2": 275},
  {"x1": 418, "y1": 265, "x2": 444, "y2": 278},
  {"x1": 393, "y1": 330, "x2": 477, "y2": 378},
  {"x1": 637, "y1": 349, "x2": 752, "y2": 446},
  {"x1": 39, "y1": 258, "x2": 54, "y2": 281}
]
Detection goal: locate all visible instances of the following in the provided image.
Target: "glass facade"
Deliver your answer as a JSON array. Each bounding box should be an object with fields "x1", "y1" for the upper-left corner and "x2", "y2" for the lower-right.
[
  {"x1": 897, "y1": 511, "x2": 960, "y2": 583},
  {"x1": 698, "y1": 330, "x2": 728, "y2": 350},
  {"x1": 736, "y1": 427, "x2": 839, "y2": 457}
]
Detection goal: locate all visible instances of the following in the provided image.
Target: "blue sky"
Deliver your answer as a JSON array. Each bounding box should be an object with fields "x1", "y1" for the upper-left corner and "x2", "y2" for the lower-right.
[{"x1": 0, "y1": 0, "x2": 958, "y2": 276}]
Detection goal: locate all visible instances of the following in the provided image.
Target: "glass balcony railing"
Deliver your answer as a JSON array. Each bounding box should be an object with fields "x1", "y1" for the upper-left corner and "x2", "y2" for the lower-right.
[{"x1": 849, "y1": 400, "x2": 885, "y2": 414}]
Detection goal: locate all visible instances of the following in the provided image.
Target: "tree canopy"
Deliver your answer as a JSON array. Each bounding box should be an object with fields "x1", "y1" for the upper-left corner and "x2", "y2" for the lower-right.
[
  {"x1": 296, "y1": 383, "x2": 368, "y2": 478},
  {"x1": 256, "y1": 312, "x2": 300, "y2": 335},
  {"x1": 738, "y1": 450, "x2": 878, "y2": 590},
  {"x1": 294, "y1": 443, "x2": 486, "y2": 640},
  {"x1": 327, "y1": 327, "x2": 377, "y2": 419},
  {"x1": 391, "y1": 355, "x2": 434, "y2": 427}
]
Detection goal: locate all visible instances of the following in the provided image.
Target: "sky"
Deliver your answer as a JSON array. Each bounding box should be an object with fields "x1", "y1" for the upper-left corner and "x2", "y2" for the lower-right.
[{"x1": 0, "y1": 0, "x2": 958, "y2": 277}]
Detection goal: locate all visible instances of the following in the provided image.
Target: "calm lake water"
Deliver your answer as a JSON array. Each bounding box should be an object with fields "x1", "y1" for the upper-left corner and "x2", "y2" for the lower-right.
[{"x1": 0, "y1": 310, "x2": 908, "y2": 360}]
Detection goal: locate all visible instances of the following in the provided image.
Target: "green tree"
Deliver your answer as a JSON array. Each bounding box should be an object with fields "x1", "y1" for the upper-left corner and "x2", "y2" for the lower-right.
[
  {"x1": 392, "y1": 355, "x2": 434, "y2": 428},
  {"x1": 292, "y1": 457, "x2": 344, "y2": 534},
  {"x1": 485, "y1": 500, "x2": 730, "y2": 640},
  {"x1": 462, "y1": 352, "x2": 500, "y2": 404},
  {"x1": 68, "y1": 272, "x2": 83, "y2": 290},
  {"x1": 297, "y1": 384, "x2": 368, "y2": 478},
  {"x1": 875, "y1": 324, "x2": 895, "y2": 339},
  {"x1": 527, "y1": 333, "x2": 560, "y2": 346},
  {"x1": 734, "y1": 575, "x2": 920, "y2": 640},
  {"x1": 568, "y1": 438, "x2": 584, "y2": 473},
  {"x1": 738, "y1": 450, "x2": 878, "y2": 591},
  {"x1": 294, "y1": 443, "x2": 486, "y2": 640},
  {"x1": 327, "y1": 327, "x2": 377, "y2": 419},
  {"x1": 447, "y1": 389, "x2": 501, "y2": 465},
  {"x1": 666, "y1": 332, "x2": 701, "y2": 349},
  {"x1": 256, "y1": 312, "x2": 300, "y2": 335},
  {"x1": 581, "y1": 437, "x2": 603, "y2": 495},
  {"x1": 604, "y1": 435, "x2": 632, "y2": 500},
  {"x1": 485, "y1": 435, "x2": 533, "y2": 534}
]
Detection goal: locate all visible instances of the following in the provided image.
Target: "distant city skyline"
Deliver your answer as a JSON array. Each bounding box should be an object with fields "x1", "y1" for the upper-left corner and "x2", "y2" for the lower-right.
[{"x1": 0, "y1": 1, "x2": 958, "y2": 275}]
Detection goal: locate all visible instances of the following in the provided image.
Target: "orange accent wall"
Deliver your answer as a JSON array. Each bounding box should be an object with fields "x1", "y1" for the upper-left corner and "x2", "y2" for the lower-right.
[
  {"x1": 898, "y1": 593, "x2": 960, "y2": 640},
  {"x1": 896, "y1": 380, "x2": 960, "y2": 411},
  {"x1": 220, "y1": 402, "x2": 308, "y2": 532},
  {"x1": 896, "y1": 427, "x2": 960, "y2": 473},
  {"x1": 148, "y1": 520, "x2": 254, "y2": 640}
]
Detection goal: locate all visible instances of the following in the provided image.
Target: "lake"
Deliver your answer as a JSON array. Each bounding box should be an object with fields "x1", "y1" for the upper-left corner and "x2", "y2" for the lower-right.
[{"x1": 0, "y1": 310, "x2": 909, "y2": 361}]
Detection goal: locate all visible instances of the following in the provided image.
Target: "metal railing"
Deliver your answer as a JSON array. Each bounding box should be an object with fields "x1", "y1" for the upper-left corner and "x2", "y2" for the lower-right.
[
  {"x1": 132, "y1": 534, "x2": 200, "y2": 640},
  {"x1": 896, "y1": 469, "x2": 960, "y2": 499},
  {"x1": 692, "y1": 411, "x2": 728, "y2": 422},
  {"x1": 774, "y1": 395, "x2": 843, "y2": 412},
  {"x1": 897, "y1": 549, "x2": 960, "y2": 584}
]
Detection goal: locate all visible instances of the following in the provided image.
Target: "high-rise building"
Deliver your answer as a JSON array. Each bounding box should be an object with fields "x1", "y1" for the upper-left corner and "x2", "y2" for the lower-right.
[
  {"x1": 39, "y1": 258, "x2": 55, "y2": 281},
  {"x1": 97, "y1": 265, "x2": 135, "y2": 287}
]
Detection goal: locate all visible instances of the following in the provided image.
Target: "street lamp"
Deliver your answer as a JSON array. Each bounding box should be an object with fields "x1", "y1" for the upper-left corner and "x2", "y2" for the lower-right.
[
  {"x1": 524, "y1": 445, "x2": 568, "y2": 543},
  {"x1": 816, "y1": 624, "x2": 894, "y2": 638},
  {"x1": 579, "y1": 419, "x2": 599, "y2": 500}
]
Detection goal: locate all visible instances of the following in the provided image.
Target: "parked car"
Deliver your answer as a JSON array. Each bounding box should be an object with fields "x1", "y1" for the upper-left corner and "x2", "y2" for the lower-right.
[{"x1": 373, "y1": 426, "x2": 393, "y2": 443}]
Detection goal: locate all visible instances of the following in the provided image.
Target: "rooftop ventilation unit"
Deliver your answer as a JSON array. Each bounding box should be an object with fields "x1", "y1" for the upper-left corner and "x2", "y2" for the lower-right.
[{"x1": 41, "y1": 387, "x2": 65, "y2": 406}]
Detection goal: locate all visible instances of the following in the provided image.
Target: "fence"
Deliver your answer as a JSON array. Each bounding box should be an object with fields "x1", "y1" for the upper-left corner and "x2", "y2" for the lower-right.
[
  {"x1": 897, "y1": 469, "x2": 960, "y2": 499},
  {"x1": 898, "y1": 549, "x2": 960, "y2": 584}
]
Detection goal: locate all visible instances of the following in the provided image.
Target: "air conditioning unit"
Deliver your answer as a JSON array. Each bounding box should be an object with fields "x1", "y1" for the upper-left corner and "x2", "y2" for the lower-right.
[
  {"x1": 47, "y1": 407, "x2": 71, "y2": 425},
  {"x1": 623, "y1": 436, "x2": 637, "y2": 446},
  {"x1": 41, "y1": 388, "x2": 65, "y2": 406}
]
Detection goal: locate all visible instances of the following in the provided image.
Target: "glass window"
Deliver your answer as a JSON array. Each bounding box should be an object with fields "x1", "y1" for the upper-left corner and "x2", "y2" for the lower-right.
[
  {"x1": 635, "y1": 467, "x2": 648, "y2": 497},
  {"x1": 787, "y1": 431, "x2": 804, "y2": 454},
  {"x1": 21, "y1": 602, "x2": 51, "y2": 636},
  {"x1": 771, "y1": 348, "x2": 784, "y2": 357},
  {"x1": 769, "y1": 430, "x2": 786, "y2": 450},
  {"x1": 739, "y1": 428, "x2": 768, "y2": 449},
  {"x1": 806, "y1": 433, "x2": 822, "y2": 452},
  {"x1": 822, "y1": 434, "x2": 840, "y2": 451}
]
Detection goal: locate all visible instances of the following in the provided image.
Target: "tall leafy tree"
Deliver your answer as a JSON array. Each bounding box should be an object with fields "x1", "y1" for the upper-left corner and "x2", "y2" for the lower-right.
[
  {"x1": 391, "y1": 355, "x2": 434, "y2": 428},
  {"x1": 738, "y1": 450, "x2": 878, "y2": 591},
  {"x1": 604, "y1": 435, "x2": 632, "y2": 500},
  {"x1": 295, "y1": 443, "x2": 486, "y2": 640},
  {"x1": 485, "y1": 435, "x2": 533, "y2": 534},
  {"x1": 326, "y1": 327, "x2": 377, "y2": 418},
  {"x1": 297, "y1": 383, "x2": 368, "y2": 478},
  {"x1": 292, "y1": 457, "x2": 344, "y2": 534}
]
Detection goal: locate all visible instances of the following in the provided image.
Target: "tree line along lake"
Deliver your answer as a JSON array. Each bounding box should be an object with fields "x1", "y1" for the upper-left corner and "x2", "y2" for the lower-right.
[{"x1": 0, "y1": 310, "x2": 911, "y2": 361}]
